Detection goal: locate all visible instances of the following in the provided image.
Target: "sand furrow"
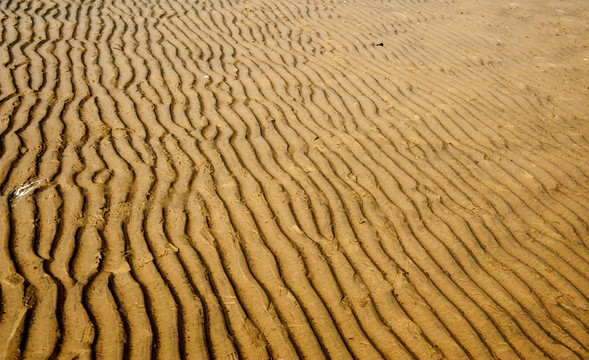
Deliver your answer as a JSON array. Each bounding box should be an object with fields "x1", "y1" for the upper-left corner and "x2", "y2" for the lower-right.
[
  {"x1": 230, "y1": 3, "x2": 588, "y2": 358},
  {"x1": 169, "y1": 0, "x2": 584, "y2": 352},
  {"x1": 1, "y1": 0, "x2": 589, "y2": 358},
  {"x1": 217, "y1": 55, "x2": 422, "y2": 358},
  {"x1": 216, "y1": 35, "x2": 556, "y2": 354},
  {"x1": 100, "y1": 136, "x2": 154, "y2": 360},
  {"x1": 154, "y1": 19, "x2": 372, "y2": 358}
]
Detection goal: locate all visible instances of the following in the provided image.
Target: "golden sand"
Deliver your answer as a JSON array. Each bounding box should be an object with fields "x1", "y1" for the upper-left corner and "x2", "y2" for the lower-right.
[{"x1": 1, "y1": 0, "x2": 588, "y2": 358}]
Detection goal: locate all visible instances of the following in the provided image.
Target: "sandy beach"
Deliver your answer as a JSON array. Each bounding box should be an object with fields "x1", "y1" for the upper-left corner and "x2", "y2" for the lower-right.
[{"x1": 1, "y1": 0, "x2": 588, "y2": 358}]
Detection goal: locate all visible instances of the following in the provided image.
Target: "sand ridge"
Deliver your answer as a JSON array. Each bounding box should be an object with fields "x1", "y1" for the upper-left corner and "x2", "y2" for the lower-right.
[{"x1": 0, "y1": 0, "x2": 589, "y2": 358}]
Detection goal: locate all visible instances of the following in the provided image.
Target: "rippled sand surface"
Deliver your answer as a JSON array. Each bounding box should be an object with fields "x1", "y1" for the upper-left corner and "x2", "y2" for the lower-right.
[{"x1": 1, "y1": 0, "x2": 589, "y2": 358}]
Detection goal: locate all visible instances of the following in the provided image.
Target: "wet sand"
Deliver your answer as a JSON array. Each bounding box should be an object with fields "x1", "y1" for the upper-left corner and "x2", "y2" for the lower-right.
[{"x1": 1, "y1": 0, "x2": 589, "y2": 358}]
